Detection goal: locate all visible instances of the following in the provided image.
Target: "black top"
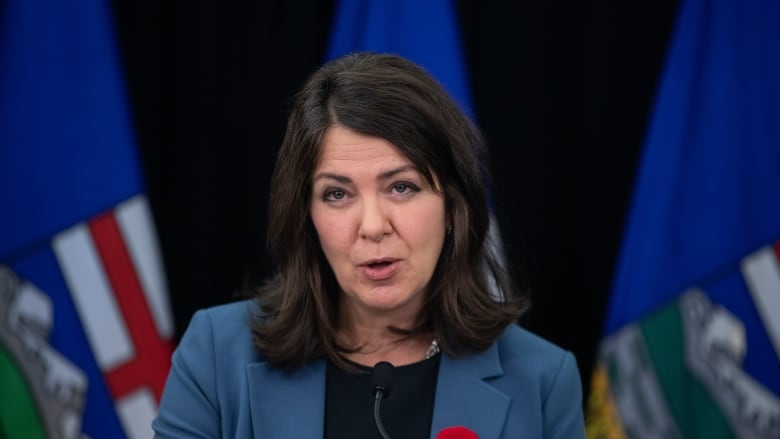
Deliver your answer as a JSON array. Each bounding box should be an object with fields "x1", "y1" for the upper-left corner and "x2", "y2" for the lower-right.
[{"x1": 324, "y1": 354, "x2": 441, "y2": 439}]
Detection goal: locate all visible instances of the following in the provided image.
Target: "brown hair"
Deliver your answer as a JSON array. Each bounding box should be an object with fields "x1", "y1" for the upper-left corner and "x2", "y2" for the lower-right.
[{"x1": 252, "y1": 52, "x2": 528, "y2": 370}]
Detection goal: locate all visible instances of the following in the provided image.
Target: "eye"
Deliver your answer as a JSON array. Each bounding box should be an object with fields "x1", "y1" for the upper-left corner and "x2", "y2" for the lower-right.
[
  {"x1": 323, "y1": 189, "x2": 347, "y2": 201},
  {"x1": 391, "y1": 182, "x2": 418, "y2": 194}
]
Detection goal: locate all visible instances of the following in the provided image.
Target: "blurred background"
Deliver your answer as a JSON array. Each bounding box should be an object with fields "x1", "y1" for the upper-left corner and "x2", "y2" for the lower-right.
[{"x1": 4, "y1": 0, "x2": 778, "y2": 438}]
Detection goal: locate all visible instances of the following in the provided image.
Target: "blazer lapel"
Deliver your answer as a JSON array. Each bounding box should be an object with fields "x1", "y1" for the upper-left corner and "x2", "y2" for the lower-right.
[
  {"x1": 247, "y1": 359, "x2": 326, "y2": 438},
  {"x1": 430, "y1": 344, "x2": 510, "y2": 439},
  {"x1": 244, "y1": 347, "x2": 509, "y2": 438}
]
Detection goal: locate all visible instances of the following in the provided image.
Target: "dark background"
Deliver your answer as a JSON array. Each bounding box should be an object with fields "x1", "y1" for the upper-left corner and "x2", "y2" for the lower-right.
[{"x1": 112, "y1": 0, "x2": 679, "y2": 401}]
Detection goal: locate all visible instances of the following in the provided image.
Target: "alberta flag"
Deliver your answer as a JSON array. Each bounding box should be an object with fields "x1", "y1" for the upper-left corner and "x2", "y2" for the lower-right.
[
  {"x1": 586, "y1": 0, "x2": 780, "y2": 438},
  {"x1": 0, "y1": 1, "x2": 173, "y2": 438}
]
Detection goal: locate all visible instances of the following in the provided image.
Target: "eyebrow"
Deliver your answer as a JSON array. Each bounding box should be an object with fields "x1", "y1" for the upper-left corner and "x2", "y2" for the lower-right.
[
  {"x1": 378, "y1": 165, "x2": 418, "y2": 180},
  {"x1": 311, "y1": 173, "x2": 352, "y2": 184},
  {"x1": 311, "y1": 165, "x2": 419, "y2": 184}
]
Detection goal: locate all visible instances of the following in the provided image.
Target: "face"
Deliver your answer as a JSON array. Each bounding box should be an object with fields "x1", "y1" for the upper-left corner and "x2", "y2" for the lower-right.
[{"x1": 310, "y1": 126, "x2": 447, "y2": 325}]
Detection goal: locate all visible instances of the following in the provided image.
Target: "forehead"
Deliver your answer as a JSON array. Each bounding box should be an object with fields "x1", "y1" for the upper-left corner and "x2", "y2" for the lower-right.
[{"x1": 314, "y1": 126, "x2": 413, "y2": 171}]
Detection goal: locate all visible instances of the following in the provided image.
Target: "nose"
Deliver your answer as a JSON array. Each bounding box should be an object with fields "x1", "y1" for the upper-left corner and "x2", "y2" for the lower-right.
[{"x1": 358, "y1": 196, "x2": 392, "y2": 242}]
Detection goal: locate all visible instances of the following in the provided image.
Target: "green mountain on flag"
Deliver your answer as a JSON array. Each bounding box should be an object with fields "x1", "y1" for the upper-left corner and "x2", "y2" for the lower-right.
[{"x1": 589, "y1": 243, "x2": 780, "y2": 438}]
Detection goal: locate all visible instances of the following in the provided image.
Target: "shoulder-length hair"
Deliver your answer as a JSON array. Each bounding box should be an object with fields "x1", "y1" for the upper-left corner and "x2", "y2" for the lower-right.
[{"x1": 252, "y1": 52, "x2": 528, "y2": 370}]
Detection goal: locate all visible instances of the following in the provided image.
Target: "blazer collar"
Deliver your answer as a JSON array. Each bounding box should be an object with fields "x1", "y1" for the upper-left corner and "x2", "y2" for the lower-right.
[
  {"x1": 246, "y1": 342, "x2": 508, "y2": 439},
  {"x1": 430, "y1": 342, "x2": 510, "y2": 439}
]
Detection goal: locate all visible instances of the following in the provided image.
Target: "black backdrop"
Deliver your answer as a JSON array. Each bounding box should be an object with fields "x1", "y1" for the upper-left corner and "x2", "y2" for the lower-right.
[{"x1": 113, "y1": 0, "x2": 679, "y2": 401}]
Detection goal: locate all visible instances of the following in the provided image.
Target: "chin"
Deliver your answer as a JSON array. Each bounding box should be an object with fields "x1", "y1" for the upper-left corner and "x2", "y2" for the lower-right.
[{"x1": 353, "y1": 286, "x2": 422, "y2": 315}]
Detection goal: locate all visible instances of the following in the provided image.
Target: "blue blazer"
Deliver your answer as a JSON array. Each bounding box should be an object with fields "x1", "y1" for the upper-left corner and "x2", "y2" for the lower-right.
[{"x1": 153, "y1": 301, "x2": 584, "y2": 438}]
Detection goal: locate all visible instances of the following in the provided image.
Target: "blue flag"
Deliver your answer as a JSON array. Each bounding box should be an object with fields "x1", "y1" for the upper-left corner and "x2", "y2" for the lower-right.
[
  {"x1": 0, "y1": 1, "x2": 173, "y2": 437},
  {"x1": 587, "y1": 0, "x2": 780, "y2": 437},
  {"x1": 325, "y1": 0, "x2": 474, "y2": 116}
]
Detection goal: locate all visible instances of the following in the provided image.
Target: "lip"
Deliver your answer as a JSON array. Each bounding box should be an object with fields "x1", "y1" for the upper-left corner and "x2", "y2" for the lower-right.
[{"x1": 359, "y1": 258, "x2": 401, "y2": 281}]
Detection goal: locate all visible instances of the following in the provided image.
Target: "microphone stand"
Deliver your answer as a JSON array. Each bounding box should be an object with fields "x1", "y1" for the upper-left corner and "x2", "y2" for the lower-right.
[
  {"x1": 371, "y1": 361, "x2": 394, "y2": 439},
  {"x1": 373, "y1": 387, "x2": 391, "y2": 439}
]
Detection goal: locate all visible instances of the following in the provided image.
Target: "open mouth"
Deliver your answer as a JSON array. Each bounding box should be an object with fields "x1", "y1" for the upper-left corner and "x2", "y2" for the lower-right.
[{"x1": 360, "y1": 259, "x2": 400, "y2": 280}]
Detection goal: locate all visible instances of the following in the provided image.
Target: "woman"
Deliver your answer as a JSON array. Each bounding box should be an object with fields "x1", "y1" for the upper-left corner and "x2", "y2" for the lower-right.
[{"x1": 153, "y1": 52, "x2": 584, "y2": 438}]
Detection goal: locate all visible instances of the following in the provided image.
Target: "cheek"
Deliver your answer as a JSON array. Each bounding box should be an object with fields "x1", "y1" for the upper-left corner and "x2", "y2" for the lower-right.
[
  {"x1": 311, "y1": 210, "x2": 354, "y2": 256},
  {"x1": 401, "y1": 201, "x2": 447, "y2": 246}
]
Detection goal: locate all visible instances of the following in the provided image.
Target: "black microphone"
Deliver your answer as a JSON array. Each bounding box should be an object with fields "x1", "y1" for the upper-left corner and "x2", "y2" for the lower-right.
[
  {"x1": 370, "y1": 361, "x2": 394, "y2": 398},
  {"x1": 370, "y1": 361, "x2": 394, "y2": 439}
]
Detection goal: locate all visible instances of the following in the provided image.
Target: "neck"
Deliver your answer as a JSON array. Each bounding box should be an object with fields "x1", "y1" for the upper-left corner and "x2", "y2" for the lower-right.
[
  {"x1": 339, "y1": 333, "x2": 434, "y2": 367},
  {"x1": 337, "y1": 311, "x2": 432, "y2": 367}
]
